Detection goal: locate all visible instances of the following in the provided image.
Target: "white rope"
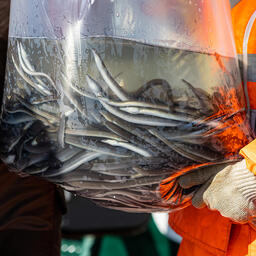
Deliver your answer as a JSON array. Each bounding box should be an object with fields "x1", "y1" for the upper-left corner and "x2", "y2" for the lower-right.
[{"x1": 242, "y1": 10, "x2": 256, "y2": 120}]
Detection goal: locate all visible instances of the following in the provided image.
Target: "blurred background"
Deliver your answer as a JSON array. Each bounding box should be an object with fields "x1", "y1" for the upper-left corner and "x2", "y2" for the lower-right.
[{"x1": 61, "y1": 192, "x2": 181, "y2": 256}]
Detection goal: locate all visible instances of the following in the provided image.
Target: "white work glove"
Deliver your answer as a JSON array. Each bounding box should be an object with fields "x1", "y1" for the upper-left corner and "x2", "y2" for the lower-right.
[{"x1": 177, "y1": 160, "x2": 256, "y2": 223}]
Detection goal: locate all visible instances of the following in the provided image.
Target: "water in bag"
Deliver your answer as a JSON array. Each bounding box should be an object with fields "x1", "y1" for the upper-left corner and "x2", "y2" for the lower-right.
[{"x1": 0, "y1": 35, "x2": 251, "y2": 211}]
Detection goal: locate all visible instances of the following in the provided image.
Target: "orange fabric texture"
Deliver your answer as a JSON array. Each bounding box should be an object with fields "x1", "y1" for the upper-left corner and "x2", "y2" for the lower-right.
[
  {"x1": 169, "y1": 206, "x2": 232, "y2": 256},
  {"x1": 169, "y1": 1, "x2": 256, "y2": 256},
  {"x1": 169, "y1": 206, "x2": 256, "y2": 256},
  {"x1": 177, "y1": 223, "x2": 256, "y2": 256},
  {"x1": 247, "y1": 82, "x2": 256, "y2": 109},
  {"x1": 232, "y1": 0, "x2": 256, "y2": 54}
]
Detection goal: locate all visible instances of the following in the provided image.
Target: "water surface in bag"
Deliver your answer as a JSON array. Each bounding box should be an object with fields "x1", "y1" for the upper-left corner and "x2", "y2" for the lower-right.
[{"x1": 0, "y1": 36, "x2": 248, "y2": 212}]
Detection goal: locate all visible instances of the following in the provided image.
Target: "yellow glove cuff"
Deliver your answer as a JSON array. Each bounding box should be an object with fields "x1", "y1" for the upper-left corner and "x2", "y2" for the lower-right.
[{"x1": 240, "y1": 139, "x2": 256, "y2": 175}]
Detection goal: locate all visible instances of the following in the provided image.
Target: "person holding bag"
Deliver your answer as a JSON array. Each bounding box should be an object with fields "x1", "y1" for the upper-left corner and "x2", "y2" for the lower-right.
[{"x1": 169, "y1": 1, "x2": 256, "y2": 255}]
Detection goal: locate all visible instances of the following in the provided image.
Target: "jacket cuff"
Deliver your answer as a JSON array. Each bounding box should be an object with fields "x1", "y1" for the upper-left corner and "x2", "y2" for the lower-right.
[{"x1": 239, "y1": 139, "x2": 256, "y2": 175}]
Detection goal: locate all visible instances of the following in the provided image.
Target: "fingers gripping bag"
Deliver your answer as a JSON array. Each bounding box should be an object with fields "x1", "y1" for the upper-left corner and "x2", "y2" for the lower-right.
[{"x1": 0, "y1": 0, "x2": 253, "y2": 212}]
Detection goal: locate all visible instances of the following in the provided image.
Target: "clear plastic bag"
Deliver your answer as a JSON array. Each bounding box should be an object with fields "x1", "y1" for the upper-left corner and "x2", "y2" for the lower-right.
[{"x1": 0, "y1": 0, "x2": 253, "y2": 212}]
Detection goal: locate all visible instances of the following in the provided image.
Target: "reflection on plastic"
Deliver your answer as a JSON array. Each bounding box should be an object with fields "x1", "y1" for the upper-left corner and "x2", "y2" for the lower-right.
[
  {"x1": 0, "y1": 0, "x2": 252, "y2": 212},
  {"x1": 10, "y1": 0, "x2": 236, "y2": 56}
]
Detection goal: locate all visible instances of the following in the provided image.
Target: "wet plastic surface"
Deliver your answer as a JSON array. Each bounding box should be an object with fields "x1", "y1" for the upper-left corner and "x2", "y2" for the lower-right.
[{"x1": 0, "y1": 0, "x2": 253, "y2": 212}]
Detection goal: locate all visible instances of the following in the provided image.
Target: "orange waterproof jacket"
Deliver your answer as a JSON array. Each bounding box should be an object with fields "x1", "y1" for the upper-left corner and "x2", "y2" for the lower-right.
[{"x1": 169, "y1": 1, "x2": 256, "y2": 255}]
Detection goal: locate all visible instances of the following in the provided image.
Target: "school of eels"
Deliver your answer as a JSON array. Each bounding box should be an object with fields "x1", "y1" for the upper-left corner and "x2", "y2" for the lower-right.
[{"x1": 0, "y1": 42, "x2": 248, "y2": 212}]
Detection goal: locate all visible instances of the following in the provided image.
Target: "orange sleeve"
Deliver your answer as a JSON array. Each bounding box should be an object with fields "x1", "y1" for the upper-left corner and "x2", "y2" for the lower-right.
[{"x1": 240, "y1": 139, "x2": 256, "y2": 175}]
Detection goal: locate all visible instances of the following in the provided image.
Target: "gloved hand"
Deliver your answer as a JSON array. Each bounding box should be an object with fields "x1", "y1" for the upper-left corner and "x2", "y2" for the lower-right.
[{"x1": 177, "y1": 160, "x2": 256, "y2": 223}]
